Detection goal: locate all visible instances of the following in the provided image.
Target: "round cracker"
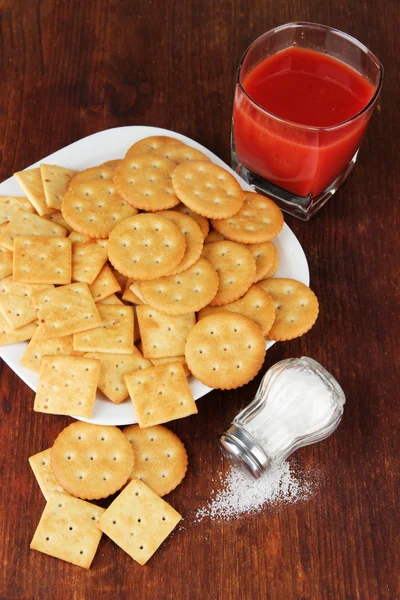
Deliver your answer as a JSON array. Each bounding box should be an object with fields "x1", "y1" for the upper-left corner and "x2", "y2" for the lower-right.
[
  {"x1": 257, "y1": 278, "x2": 319, "y2": 341},
  {"x1": 211, "y1": 192, "x2": 284, "y2": 243},
  {"x1": 174, "y1": 203, "x2": 209, "y2": 239},
  {"x1": 114, "y1": 153, "x2": 180, "y2": 212},
  {"x1": 69, "y1": 165, "x2": 115, "y2": 186},
  {"x1": 204, "y1": 229, "x2": 225, "y2": 243},
  {"x1": 172, "y1": 161, "x2": 244, "y2": 219},
  {"x1": 50, "y1": 422, "x2": 134, "y2": 500},
  {"x1": 151, "y1": 142, "x2": 210, "y2": 164},
  {"x1": 201, "y1": 240, "x2": 256, "y2": 306},
  {"x1": 185, "y1": 312, "x2": 266, "y2": 389},
  {"x1": 101, "y1": 159, "x2": 122, "y2": 168},
  {"x1": 123, "y1": 424, "x2": 188, "y2": 496},
  {"x1": 157, "y1": 210, "x2": 204, "y2": 275},
  {"x1": 246, "y1": 241, "x2": 279, "y2": 283},
  {"x1": 140, "y1": 257, "x2": 219, "y2": 316},
  {"x1": 108, "y1": 213, "x2": 186, "y2": 280},
  {"x1": 264, "y1": 243, "x2": 279, "y2": 278},
  {"x1": 125, "y1": 136, "x2": 181, "y2": 159}
]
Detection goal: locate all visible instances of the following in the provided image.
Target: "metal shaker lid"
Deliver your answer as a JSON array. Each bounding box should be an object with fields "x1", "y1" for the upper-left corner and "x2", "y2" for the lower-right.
[{"x1": 218, "y1": 424, "x2": 270, "y2": 479}]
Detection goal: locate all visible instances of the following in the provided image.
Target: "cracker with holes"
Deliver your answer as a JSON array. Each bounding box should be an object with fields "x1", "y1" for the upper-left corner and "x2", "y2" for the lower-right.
[
  {"x1": 174, "y1": 203, "x2": 210, "y2": 239},
  {"x1": 73, "y1": 304, "x2": 134, "y2": 354},
  {"x1": 71, "y1": 241, "x2": 108, "y2": 284},
  {"x1": 13, "y1": 236, "x2": 72, "y2": 285},
  {"x1": 257, "y1": 278, "x2": 319, "y2": 341},
  {"x1": 50, "y1": 422, "x2": 134, "y2": 499},
  {"x1": 0, "y1": 210, "x2": 67, "y2": 251},
  {"x1": 89, "y1": 263, "x2": 121, "y2": 302},
  {"x1": 61, "y1": 168, "x2": 137, "y2": 238},
  {"x1": 0, "y1": 246, "x2": 13, "y2": 280},
  {"x1": 247, "y1": 241, "x2": 279, "y2": 282},
  {"x1": 125, "y1": 362, "x2": 198, "y2": 428},
  {"x1": 211, "y1": 191, "x2": 284, "y2": 243},
  {"x1": 34, "y1": 355, "x2": 101, "y2": 418},
  {"x1": 172, "y1": 160, "x2": 244, "y2": 219},
  {"x1": 140, "y1": 257, "x2": 219, "y2": 316},
  {"x1": 204, "y1": 229, "x2": 225, "y2": 243},
  {"x1": 70, "y1": 165, "x2": 115, "y2": 185},
  {"x1": 136, "y1": 304, "x2": 195, "y2": 358},
  {"x1": 0, "y1": 294, "x2": 38, "y2": 330},
  {"x1": 31, "y1": 282, "x2": 102, "y2": 339},
  {"x1": 185, "y1": 312, "x2": 266, "y2": 389},
  {"x1": 123, "y1": 424, "x2": 188, "y2": 496},
  {"x1": 30, "y1": 492, "x2": 105, "y2": 569},
  {"x1": 29, "y1": 448, "x2": 67, "y2": 500},
  {"x1": 197, "y1": 284, "x2": 276, "y2": 337},
  {"x1": 101, "y1": 158, "x2": 122, "y2": 168},
  {"x1": 85, "y1": 348, "x2": 151, "y2": 404},
  {"x1": 157, "y1": 210, "x2": 204, "y2": 275},
  {"x1": 0, "y1": 312, "x2": 38, "y2": 345},
  {"x1": 98, "y1": 478, "x2": 181, "y2": 565},
  {"x1": 146, "y1": 141, "x2": 210, "y2": 164},
  {"x1": 20, "y1": 327, "x2": 78, "y2": 372},
  {"x1": 45, "y1": 211, "x2": 73, "y2": 232},
  {"x1": 108, "y1": 213, "x2": 186, "y2": 280},
  {"x1": 147, "y1": 355, "x2": 191, "y2": 377},
  {"x1": 69, "y1": 231, "x2": 89, "y2": 243},
  {"x1": 13, "y1": 168, "x2": 54, "y2": 216},
  {"x1": 123, "y1": 279, "x2": 144, "y2": 304},
  {"x1": 201, "y1": 240, "x2": 256, "y2": 306},
  {"x1": 97, "y1": 293, "x2": 123, "y2": 305},
  {"x1": 40, "y1": 164, "x2": 78, "y2": 210},
  {"x1": 114, "y1": 153, "x2": 180, "y2": 212},
  {"x1": 0, "y1": 195, "x2": 34, "y2": 225},
  {"x1": 125, "y1": 135, "x2": 180, "y2": 158}
]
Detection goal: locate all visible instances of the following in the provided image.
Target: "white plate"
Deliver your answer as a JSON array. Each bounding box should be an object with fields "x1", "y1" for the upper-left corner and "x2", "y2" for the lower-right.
[{"x1": 0, "y1": 126, "x2": 309, "y2": 425}]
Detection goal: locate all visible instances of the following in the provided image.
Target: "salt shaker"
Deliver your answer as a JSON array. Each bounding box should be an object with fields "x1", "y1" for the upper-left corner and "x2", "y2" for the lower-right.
[{"x1": 219, "y1": 357, "x2": 346, "y2": 478}]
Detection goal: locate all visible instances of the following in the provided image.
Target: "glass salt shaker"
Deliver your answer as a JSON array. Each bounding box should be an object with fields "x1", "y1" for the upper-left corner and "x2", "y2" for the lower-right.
[{"x1": 218, "y1": 357, "x2": 346, "y2": 479}]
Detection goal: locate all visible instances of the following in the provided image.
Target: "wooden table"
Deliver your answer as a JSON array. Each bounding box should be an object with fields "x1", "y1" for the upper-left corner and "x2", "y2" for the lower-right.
[{"x1": 0, "y1": 1, "x2": 398, "y2": 598}]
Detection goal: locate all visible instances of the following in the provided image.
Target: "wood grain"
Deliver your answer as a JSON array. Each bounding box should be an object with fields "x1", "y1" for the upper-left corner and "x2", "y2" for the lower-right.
[{"x1": 0, "y1": 0, "x2": 399, "y2": 598}]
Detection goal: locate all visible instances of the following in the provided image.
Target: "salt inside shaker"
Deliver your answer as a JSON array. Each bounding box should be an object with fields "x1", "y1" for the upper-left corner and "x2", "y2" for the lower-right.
[{"x1": 218, "y1": 357, "x2": 346, "y2": 479}]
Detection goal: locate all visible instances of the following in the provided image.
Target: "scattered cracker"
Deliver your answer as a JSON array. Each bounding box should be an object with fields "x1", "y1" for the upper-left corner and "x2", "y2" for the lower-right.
[
  {"x1": 0, "y1": 313, "x2": 38, "y2": 345},
  {"x1": 98, "y1": 478, "x2": 181, "y2": 565},
  {"x1": 123, "y1": 425, "x2": 188, "y2": 496},
  {"x1": 149, "y1": 142, "x2": 210, "y2": 164},
  {"x1": 0, "y1": 210, "x2": 67, "y2": 251},
  {"x1": 72, "y1": 241, "x2": 108, "y2": 284},
  {"x1": 45, "y1": 211, "x2": 74, "y2": 232},
  {"x1": 20, "y1": 327, "x2": 77, "y2": 372},
  {"x1": 264, "y1": 243, "x2": 280, "y2": 278},
  {"x1": 148, "y1": 354, "x2": 191, "y2": 377},
  {"x1": 40, "y1": 164, "x2": 78, "y2": 210},
  {"x1": 68, "y1": 231, "x2": 90, "y2": 243},
  {"x1": 0, "y1": 293, "x2": 37, "y2": 330},
  {"x1": 89, "y1": 264, "x2": 121, "y2": 302},
  {"x1": 14, "y1": 168, "x2": 54, "y2": 216},
  {"x1": 125, "y1": 362, "x2": 198, "y2": 428},
  {"x1": 30, "y1": 492, "x2": 105, "y2": 569},
  {"x1": 0, "y1": 246, "x2": 13, "y2": 280},
  {"x1": 73, "y1": 304, "x2": 134, "y2": 354},
  {"x1": 174, "y1": 203, "x2": 209, "y2": 239},
  {"x1": 28, "y1": 448, "x2": 67, "y2": 500},
  {"x1": 136, "y1": 304, "x2": 195, "y2": 358},
  {"x1": 257, "y1": 278, "x2": 319, "y2": 341},
  {"x1": 246, "y1": 241, "x2": 279, "y2": 282},
  {"x1": 51, "y1": 422, "x2": 134, "y2": 500},
  {"x1": 125, "y1": 136, "x2": 179, "y2": 158},
  {"x1": 123, "y1": 279, "x2": 144, "y2": 305},
  {"x1": 172, "y1": 160, "x2": 244, "y2": 219},
  {"x1": 97, "y1": 293, "x2": 123, "y2": 305},
  {"x1": 185, "y1": 312, "x2": 266, "y2": 389},
  {"x1": 70, "y1": 165, "x2": 115, "y2": 185},
  {"x1": 211, "y1": 192, "x2": 284, "y2": 243},
  {"x1": 0, "y1": 196, "x2": 34, "y2": 225},
  {"x1": 140, "y1": 257, "x2": 219, "y2": 316},
  {"x1": 13, "y1": 236, "x2": 72, "y2": 285},
  {"x1": 157, "y1": 210, "x2": 204, "y2": 275}
]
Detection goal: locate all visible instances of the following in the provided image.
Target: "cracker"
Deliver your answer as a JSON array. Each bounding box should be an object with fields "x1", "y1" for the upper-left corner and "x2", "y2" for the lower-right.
[
  {"x1": 123, "y1": 425, "x2": 188, "y2": 496},
  {"x1": 172, "y1": 160, "x2": 244, "y2": 219},
  {"x1": 257, "y1": 278, "x2": 319, "y2": 341},
  {"x1": 0, "y1": 293, "x2": 37, "y2": 329},
  {"x1": 28, "y1": 448, "x2": 67, "y2": 500},
  {"x1": 34, "y1": 355, "x2": 100, "y2": 418},
  {"x1": 211, "y1": 192, "x2": 284, "y2": 243},
  {"x1": 264, "y1": 243, "x2": 280, "y2": 278},
  {"x1": 13, "y1": 236, "x2": 72, "y2": 285},
  {"x1": 89, "y1": 264, "x2": 121, "y2": 302},
  {"x1": 125, "y1": 362, "x2": 198, "y2": 428},
  {"x1": 197, "y1": 284, "x2": 276, "y2": 337},
  {"x1": 98, "y1": 478, "x2": 181, "y2": 565},
  {"x1": 97, "y1": 293, "x2": 123, "y2": 305},
  {"x1": 0, "y1": 246, "x2": 13, "y2": 280},
  {"x1": 109, "y1": 265, "x2": 128, "y2": 291},
  {"x1": 101, "y1": 159, "x2": 122, "y2": 168},
  {"x1": 108, "y1": 213, "x2": 186, "y2": 280},
  {"x1": 30, "y1": 492, "x2": 105, "y2": 569},
  {"x1": 246, "y1": 241, "x2": 279, "y2": 282},
  {"x1": 51, "y1": 422, "x2": 134, "y2": 500},
  {"x1": 201, "y1": 240, "x2": 256, "y2": 306},
  {"x1": 185, "y1": 312, "x2": 266, "y2": 389},
  {"x1": 72, "y1": 241, "x2": 108, "y2": 284},
  {"x1": 20, "y1": 327, "x2": 77, "y2": 372},
  {"x1": 157, "y1": 210, "x2": 204, "y2": 275},
  {"x1": 125, "y1": 136, "x2": 179, "y2": 158},
  {"x1": 174, "y1": 203, "x2": 209, "y2": 239},
  {"x1": 69, "y1": 231, "x2": 90, "y2": 243},
  {"x1": 40, "y1": 164, "x2": 78, "y2": 210},
  {"x1": 140, "y1": 257, "x2": 219, "y2": 316},
  {"x1": 45, "y1": 211, "x2": 74, "y2": 232},
  {"x1": 73, "y1": 304, "x2": 134, "y2": 354},
  {"x1": 61, "y1": 176, "x2": 137, "y2": 239},
  {"x1": 148, "y1": 354, "x2": 191, "y2": 377},
  {"x1": 0, "y1": 312, "x2": 38, "y2": 345},
  {"x1": 85, "y1": 347, "x2": 152, "y2": 404},
  {"x1": 70, "y1": 165, "x2": 115, "y2": 185},
  {"x1": 0, "y1": 195, "x2": 34, "y2": 224},
  {"x1": 204, "y1": 229, "x2": 225, "y2": 243},
  {"x1": 123, "y1": 279, "x2": 144, "y2": 304},
  {"x1": 0, "y1": 210, "x2": 67, "y2": 251},
  {"x1": 13, "y1": 168, "x2": 54, "y2": 216},
  {"x1": 31, "y1": 282, "x2": 102, "y2": 339},
  {"x1": 136, "y1": 304, "x2": 195, "y2": 358},
  {"x1": 113, "y1": 153, "x2": 180, "y2": 212},
  {"x1": 148, "y1": 142, "x2": 210, "y2": 164}
]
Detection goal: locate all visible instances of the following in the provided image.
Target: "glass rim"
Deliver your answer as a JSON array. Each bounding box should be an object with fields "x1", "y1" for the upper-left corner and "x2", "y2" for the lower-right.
[{"x1": 236, "y1": 21, "x2": 384, "y2": 133}]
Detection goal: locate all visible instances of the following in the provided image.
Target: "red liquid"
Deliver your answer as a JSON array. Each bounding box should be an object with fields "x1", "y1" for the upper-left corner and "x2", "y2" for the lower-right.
[{"x1": 234, "y1": 47, "x2": 375, "y2": 197}]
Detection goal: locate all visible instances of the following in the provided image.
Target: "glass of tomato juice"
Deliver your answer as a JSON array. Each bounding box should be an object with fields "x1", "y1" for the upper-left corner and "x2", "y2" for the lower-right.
[{"x1": 232, "y1": 23, "x2": 383, "y2": 219}]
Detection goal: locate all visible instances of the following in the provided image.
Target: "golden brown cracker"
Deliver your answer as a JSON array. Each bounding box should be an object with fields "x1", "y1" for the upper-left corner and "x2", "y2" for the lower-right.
[{"x1": 136, "y1": 304, "x2": 195, "y2": 358}]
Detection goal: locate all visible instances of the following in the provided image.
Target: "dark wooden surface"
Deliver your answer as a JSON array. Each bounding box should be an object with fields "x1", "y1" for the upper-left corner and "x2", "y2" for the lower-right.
[{"x1": 0, "y1": 1, "x2": 398, "y2": 599}]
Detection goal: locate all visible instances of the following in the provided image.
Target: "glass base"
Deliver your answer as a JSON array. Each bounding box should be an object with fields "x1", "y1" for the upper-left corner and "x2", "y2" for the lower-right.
[{"x1": 231, "y1": 146, "x2": 358, "y2": 221}]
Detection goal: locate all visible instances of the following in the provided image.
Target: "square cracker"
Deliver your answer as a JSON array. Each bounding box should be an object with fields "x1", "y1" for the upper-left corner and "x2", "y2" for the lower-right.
[
  {"x1": 69, "y1": 231, "x2": 90, "y2": 243},
  {"x1": 14, "y1": 168, "x2": 55, "y2": 216},
  {"x1": 0, "y1": 196, "x2": 34, "y2": 225},
  {"x1": 28, "y1": 448, "x2": 67, "y2": 500},
  {"x1": 0, "y1": 246, "x2": 13, "y2": 280},
  {"x1": 98, "y1": 478, "x2": 181, "y2": 565},
  {"x1": 148, "y1": 355, "x2": 191, "y2": 377},
  {"x1": 136, "y1": 305, "x2": 195, "y2": 359},
  {"x1": 97, "y1": 294, "x2": 123, "y2": 305},
  {"x1": 30, "y1": 492, "x2": 105, "y2": 569},
  {"x1": 89, "y1": 264, "x2": 121, "y2": 302},
  {"x1": 31, "y1": 282, "x2": 102, "y2": 339},
  {"x1": 74, "y1": 305, "x2": 134, "y2": 354},
  {"x1": 34, "y1": 355, "x2": 100, "y2": 418},
  {"x1": 20, "y1": 326, "x2": 79, "y2": 372},
  {"x1": 45, "y1": 211, "x2": 73, "y2": 232},
  {"x1": 0, "y1": 293, "x2": 37, "y2": 329},
  {"x1": 85, "y1": 347, "x2": 152, "y2": 404},
  {"x1": 72, "y1": 241, "x2": 108, "y2": 284},
  {"x1": 13, "y1": 236, "x2": 72, "y2": 285},
  {"x1": 40, "y1": 164, "x2": 78, "y2": 210},
  {"x1": 125, "y1": 362, "x2": 198, "y2": 428},
  {"x1": 0, "y1": 210, "x2": 67, "y2": 251},
  {"x1": 0, "y1": 311, "x2": 38, "y2": 345}
]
